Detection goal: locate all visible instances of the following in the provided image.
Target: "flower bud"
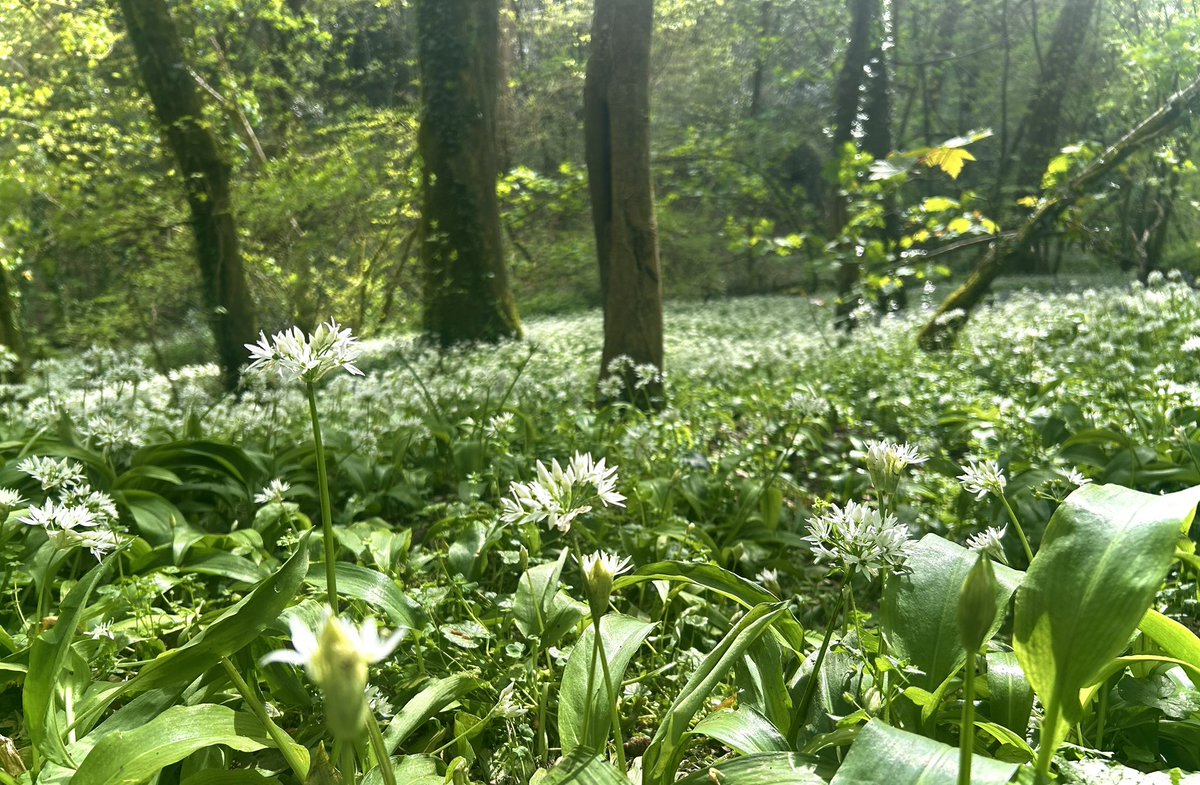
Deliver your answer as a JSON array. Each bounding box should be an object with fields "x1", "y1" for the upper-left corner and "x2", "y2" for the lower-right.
[
  {"x1": 957, "y1": 554, "x2": 999, "y2": 652},
  {"x1": 582, "y1": 551, "x2": 631, "y2": 620},
  {"x1": 311, "y1": 617, "x2": 370, "y2": 739}
]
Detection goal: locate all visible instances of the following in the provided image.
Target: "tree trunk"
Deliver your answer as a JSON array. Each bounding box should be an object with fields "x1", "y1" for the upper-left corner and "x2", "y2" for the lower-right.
[
  {"x1": 918, "y1": 73, "x2": 1200, "y2": 351},
  {"x1": 584, "y1": 0, "x2": 664, "y2": 409},
  {"x1": 416, "y1": 0, "x2": 522, "y2": 346},
  {"x1": 0, "y1": 264, "x2": 24, "y2": 382},
  {"x1": 115, "y1": 0, "x2": 257, "y2": 392},
  {"x1": 1012, "y1": 0, "x2": 1098, "y2": 192}
]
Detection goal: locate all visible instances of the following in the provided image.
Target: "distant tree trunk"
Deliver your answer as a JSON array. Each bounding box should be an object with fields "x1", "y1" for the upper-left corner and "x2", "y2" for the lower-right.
[
  {"x1": 831, "y1": 0, "x2": 893, "y2": 325},
  {"x1": 416, "y1": 0, "x2": 522, "y2": 346},
  {"x1": 0, "y1": 264, "x2": 24, "y2": 381},
  {"x1": 1013, "y1": 0, "x2": 1098, "y2": 192},
  {"x1": 115, "y1": 0, "x2": 257, "y2": 391},
  {"x1": 584, "y1": 0, "x2": 664, "y2": 409}
]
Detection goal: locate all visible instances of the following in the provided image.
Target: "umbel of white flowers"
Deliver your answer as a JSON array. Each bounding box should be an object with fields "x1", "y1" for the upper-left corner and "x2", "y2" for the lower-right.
[
  {"x1": 501, "y1": 453, "x2": 626, "y2": 533},
  {"x1": 804, "y1": 500, "x2": 913, "y2": 579},
  {"x1": 262, "y1": 612, "x2": 404, "y2": 740},
  {"x1": 245, "y1": 320, "x2": 364, "y2": 384}
]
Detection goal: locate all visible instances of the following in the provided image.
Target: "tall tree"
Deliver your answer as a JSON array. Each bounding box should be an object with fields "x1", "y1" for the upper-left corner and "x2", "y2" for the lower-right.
[
  {"x1": 0, "y1": 264, "x2": 24, "y2": 381},
  {"x1": 114, "y1": 0, "x2": 258, "y2": 391},
  {"x1": 584, "y1": 0, "x2": 664, "y2": 408},
  {"x1": 416, "y1": 0, "x2": 522, "y2": 346},
  {"x1": 1011, "y1": 0, "x2": 1099, "y2": 191}
]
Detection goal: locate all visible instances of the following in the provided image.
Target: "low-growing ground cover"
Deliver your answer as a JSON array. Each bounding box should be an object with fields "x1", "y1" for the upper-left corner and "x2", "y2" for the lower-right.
[{"x1": 2, "y1": 278, "x2": 1200, "y2": 785}]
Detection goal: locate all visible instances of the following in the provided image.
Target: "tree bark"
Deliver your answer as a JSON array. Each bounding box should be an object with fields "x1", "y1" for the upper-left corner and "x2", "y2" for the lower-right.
[
  {"x1": 918, "y1": 73, "x2": 1200, "y2": 351},
  {"x1": 115, "y1": 0, "x2": 258, "y2": 391},
  {"x1": 0, "y1": 264, "x2": 24, "y2": 381},
  {"x1": 416, "y1": 0, "x2": 522, "y2": 346},
  {"x1": 584, "y1": 0, "x2": 664, "y2": 409},
  {"x1": 1012, "y1": 0, "x2": 1098, "y2": 192}
]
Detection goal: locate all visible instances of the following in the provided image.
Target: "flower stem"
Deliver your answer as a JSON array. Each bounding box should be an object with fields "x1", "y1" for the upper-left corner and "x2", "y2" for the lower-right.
[
  {"x1": 958, "y1": 649, "x2": 976, "y2": 785},
  {"x1": 365, "y1": 711, "x2": 399, "y2": 785},
  {"x1": 306, "y1": 381, "x2": 338, "y2": 611},
  {"x1": 595, "y1": 618, "x2": 627, "y2": 772},
  {"x1": 998, "y1": 493, "x2": 1034, "y2": 565},
  {"x1": 796, "y1": 572, "x2": 851, "y2": 724},
  {"x1": 1035, "y1": 698, "x2": 1062, "y2": 784},
  {"x1": 220, "y1": 657, "x2": 309, "y2": 781}
]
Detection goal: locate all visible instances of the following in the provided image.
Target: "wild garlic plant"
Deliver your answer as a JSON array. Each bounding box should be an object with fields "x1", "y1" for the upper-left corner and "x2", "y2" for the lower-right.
[{"x1": 246, "y1": 320, "x2": 363, "y2": 611}]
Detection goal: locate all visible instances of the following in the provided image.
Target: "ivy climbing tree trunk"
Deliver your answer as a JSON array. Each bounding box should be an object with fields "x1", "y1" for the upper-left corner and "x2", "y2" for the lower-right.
[
  {"x1": 115, "y1": 0, "x2": 258, "y2": 392},
  {"x1": 584, "y1": 0, "x2": 664, "y2": 409},
  {"x1": 416, "y1": 0, "x2": 522, "y2": 346}
]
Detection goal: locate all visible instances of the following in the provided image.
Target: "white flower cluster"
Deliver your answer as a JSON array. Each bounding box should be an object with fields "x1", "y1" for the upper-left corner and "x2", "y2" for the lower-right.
[
  {"x1": 864, "y1": 440, "x2": 927, "y2": 478},
  {"x1": 245, "y1": 320, "x2": 364, "y2": 384},
  {"x1": 966, "y1": 525, "x2": 1008, "y2": 562},
  {"x1": 501, "y1": 452, "x2": 625, "y2": 533},
  {"x1": 804, "y1": 500, "x2": 913, "y2": 579},
  {"x1": 958, "y1": 458, "x2": 1007, "y2": 500},
  {"x1": 15, "y1": 456, "x2": 123, "y2": 559}
]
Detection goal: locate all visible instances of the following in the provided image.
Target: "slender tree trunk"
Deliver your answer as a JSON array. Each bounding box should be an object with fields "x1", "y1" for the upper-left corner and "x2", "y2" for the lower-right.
[
  {"x1": 115, "y1": 0, "x2": 257, "y2": 391},
  {"x1": 0, "y1": 264, "x2": 24, "y2": 381},
  {"x1": 416, "y1": 0, "x2": 522, "y2": 346},
  {"x1": 1013, "y1": 0, "x2": 1099, "y2": 192},
  {"x1": 584, "y1": 0, "x2": 664, "y2": 409},
  {"x1": 918, "y1": 73, "x2": 1200, "y2": 351}
]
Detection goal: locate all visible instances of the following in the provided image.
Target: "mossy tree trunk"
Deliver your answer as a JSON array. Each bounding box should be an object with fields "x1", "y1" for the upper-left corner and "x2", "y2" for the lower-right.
[
  {"x1": 416, "y1": 0, "x2": 522, "y2": 346},
  {"x1": 0, "y1": 263, "x2": 24, "y2": 381},
  {"x1": 584, "y1": 0, "x2": 664, "y2": 409},
  {"x1": 115, "y1": 0, "x2": 258, "y2": 392}
]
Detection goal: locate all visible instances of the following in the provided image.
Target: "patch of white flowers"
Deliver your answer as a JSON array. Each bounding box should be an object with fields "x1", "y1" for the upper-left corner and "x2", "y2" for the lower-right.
[
  {"x1": 16, "y1": 457, "x2": 123, "y2": 559},
  {"x1": 966, "y1": 525, "x2": 1008, "y2": 563},
  {"x1": 501, "y1": 452, "x2": 625, "y2": 533},
  {"x1": 958, "y1": 458, "x2": 1007, "y2": 500},
  {"x1": 245, "y1": 320, "x2": 364, "y2": 383},
  {"x1": 804, "y1": 500, "x2": 913, "y2": 579}
]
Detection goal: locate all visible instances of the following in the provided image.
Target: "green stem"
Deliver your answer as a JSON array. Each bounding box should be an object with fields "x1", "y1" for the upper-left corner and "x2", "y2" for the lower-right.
[
  {"x1": 1035, "y1": 698, "x2": 1062, "y2": 784},
  {"x1": 307, "y1": 381, "x2": 338, "y2": 611},
  {"x1": 796, "y1": 572, "x2": 852, "y2": 724},
  {"x1": 581, "y1": 624, "x2": 600, "y2": 748},
  {"x1": 998, "y1": 493, "x2": 1035, "y2": 564},
  {"x1": 220, "y1": 658, "x2": 308, "y2": 781},
  {"x1": 958, "y1": 649, "x2": 976, "y2": 785},
  {"x1": 1095, "y1": 675, "x2": 1109, "y2": 751},
  {"x1": 366, "y1": 711, "x2": 399, "y2": 785},
  {"x1": 596, "y1": 619, "x2": 627, "y2": 771}
]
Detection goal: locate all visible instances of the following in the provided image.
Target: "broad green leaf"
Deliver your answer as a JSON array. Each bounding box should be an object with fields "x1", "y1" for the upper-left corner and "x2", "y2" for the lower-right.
[
  {"x1": 984, "y1": 651, "x2": 1033, "y2": 736},
  {"x1": 362, "y1": 755, "x2": 443, "y2": 785},
  {"x1": 305, "y1": 561, "x2": 423, "y2": 630},
  {"x1": 540, "y1": 747, "x2": 627, "y2": 785},
  {"x1": 737, "y1": 633, "x2": 792, "y2": 736},
  {"x1": 513, "y1": 549, "x2": 584, "y2": 647},
  {"x1": 383, "y1": 674, "x2": 479, "y2": 754},
  {"x1": 129, "y1": 537, "x2": 310, "y2": 694},
  {"x1": 675, "y1": 753, "x2": 823, "y2": 785},
  {"x1": 1013, "y1": 484, "x2": 1200, "y2": 752},
  {"x1": 560, "y1": 613, "x2": 655, "y2": 754},
  {"x1": 180, "y1": 771, "x2": 280, "y2": 785},
  {"x1": 883, "y1": 535, "x2": 1021, "y2": 692},
  {"x1": 615, "y1": 561, "x2": 805, "y2": 653},
  {"x1": 70, "y1": 704, "x2": 270, "y2": 785},
  {"x1": 830, "y1": 719, "x2": 1018, "y2": 785},
  {"x1": 643, "y1": 603, "x2": 787, "y2": 785},
  {"x1": 1139, "y1": 608, "x2": 1200, "y2": 673},
  {"x1": 689, "y1": 707, "x2": 790, "y2": 755},
  {"x1": 1058, "y1": 759, "x2": 1200, "y2": 784},
  {"x1": 25, "y1": 554, "x2": 115, "y2": 766}
]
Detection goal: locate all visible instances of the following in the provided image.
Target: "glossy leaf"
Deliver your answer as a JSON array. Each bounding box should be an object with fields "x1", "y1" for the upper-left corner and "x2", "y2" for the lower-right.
[
  {"x1": 984, "y1": 651, "x2": 1034, "y2": 736},
  {"x1": 830, "y1": 719, "x2": 1018, "y2": 785},
  {"x1": 540, "y1": 747, "x2": 628, "y2": 785},
  {"x1": 690, "y1": 707, "x2": 790, "y2": 755},
  {"x1": 71, "y1": 704, "x2": 270, "y2": 785},
  {"x1": 615, "y1": 561, "x2": 805, "y2": 653},
  {"x1": 1013, "y1": 484, "x2": 1200, "y2": 751},
  {"x1": 675, "y1": 753, "x2": 823, "y2": 785},
  {"x1": 560, "y1": 613, "x2": 655, "y2": 754},
  {"x1": 383, "y1": 674, "x2": 480, "y2": 754},
  {"x1": 643, "y1": 602, "x2": 788, "y2": 785},
  {"x1": 305, "y1": 561, "x2": 423, "y2": 629},
  {"x1": 1139, "y1": 608, "x2": 1200, "y2": 673},
  {"x1": 882, "y1": 535, "x2": 1021, "y2": 692}
]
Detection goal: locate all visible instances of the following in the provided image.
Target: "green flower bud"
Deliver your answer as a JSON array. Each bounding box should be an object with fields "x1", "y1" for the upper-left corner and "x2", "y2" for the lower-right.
[
  {"x1": 957, "y1": 554, "x2": 999, "y2": 652},
  {"x1": 582, "y1": 551, "x2": 631, "y2": 620}
]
